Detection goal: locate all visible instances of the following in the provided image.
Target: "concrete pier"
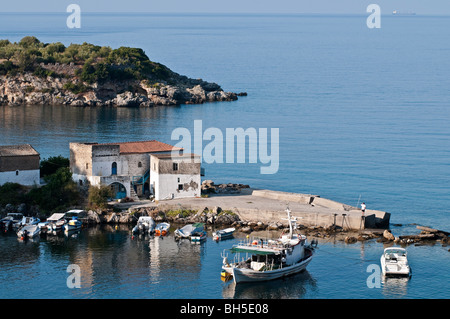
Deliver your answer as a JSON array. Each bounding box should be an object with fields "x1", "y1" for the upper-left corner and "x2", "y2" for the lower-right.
[{"x1": 123, "y1": 189, "x2": 390, "y2": 230}]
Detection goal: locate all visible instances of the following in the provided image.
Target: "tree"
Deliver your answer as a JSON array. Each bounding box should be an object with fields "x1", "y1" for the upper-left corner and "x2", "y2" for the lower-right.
[
  {"x1": 40, "y1": 156, "x2": 70, "y2": 178},
  {"x1": 88, "y1": 185, "x2": 114, "y2": 209}
]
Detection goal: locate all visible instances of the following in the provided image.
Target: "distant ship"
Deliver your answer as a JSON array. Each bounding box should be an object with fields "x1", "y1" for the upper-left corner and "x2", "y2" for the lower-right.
[{"x1": 392, "y1": 10, "x2": 416, "y2": 16}]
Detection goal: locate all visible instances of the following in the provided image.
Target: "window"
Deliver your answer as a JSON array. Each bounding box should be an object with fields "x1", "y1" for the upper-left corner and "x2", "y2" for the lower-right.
[
  {"x1": 16, "y1": 170, "x2": 19, "y2": 176},
  {"x1": 173, "y1": 163, "x2": 178, "y2": 171},
  {"x1": 112, "y1": 162, "x2": 117, "y2": 175},
  {"x1": 86, "y1": 163, "x2": 89, "y2": 170},
  {"x1": 178, "y1": 184, "x2": 183, "y2": 191},
  {"x1": 138, "y1": 162, "x2": 142, "y2": 168},
  {"x1": 177, "y1": 177, "x2": 180, "y2": 183}
]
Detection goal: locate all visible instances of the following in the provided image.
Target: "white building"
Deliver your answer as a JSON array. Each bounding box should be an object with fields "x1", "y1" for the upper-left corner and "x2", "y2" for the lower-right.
[
  {"x1": 0, "y1": 144, "x2": 40, "y2": 186},
  {"x1": 70, "y1": 140, "x2": 201, "y2": 200},
  {"x1": 150, "y1": 153, "x2": 201, "y2": 201}
]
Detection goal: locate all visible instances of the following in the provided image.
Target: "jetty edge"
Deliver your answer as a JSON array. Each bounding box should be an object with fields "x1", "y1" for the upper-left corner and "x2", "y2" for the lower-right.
[{"x1": 109, "y1": 188, "x2": 391, "y2": 232}]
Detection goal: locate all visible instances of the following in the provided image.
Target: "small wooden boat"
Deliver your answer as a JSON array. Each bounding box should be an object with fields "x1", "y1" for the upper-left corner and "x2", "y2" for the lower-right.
[
  {"x1": 213, "y1": 227, "x2": 235, "y2": 241},
  {"x1": 155, "y1": 222, "x2": 170, "y2": 236},
  {"x1": 380, "y1": 247, "x2": 411, "y2": 277}
]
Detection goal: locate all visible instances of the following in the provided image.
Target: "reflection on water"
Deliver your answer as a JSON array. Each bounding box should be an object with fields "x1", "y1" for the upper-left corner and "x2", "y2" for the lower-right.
[
  {"x1": 222, "y1": 270, "x2": 317, "y2": 299},
  {"x1": 382, "y1": 276, "x2": 411, "y2": 298},
  {"x1": 0, "y1": 225, "x2": 448, "y2": 298}
]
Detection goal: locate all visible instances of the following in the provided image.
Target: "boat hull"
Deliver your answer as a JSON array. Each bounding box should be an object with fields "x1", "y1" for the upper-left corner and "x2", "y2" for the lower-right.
[{"x1": 229, "y1": 251, "x2": 313, "y2": 284}]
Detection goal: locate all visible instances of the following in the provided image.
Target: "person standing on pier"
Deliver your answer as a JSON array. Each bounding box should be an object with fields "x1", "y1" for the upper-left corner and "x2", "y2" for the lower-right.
[{"x1": 361, "y1": 202, "x2": 366, "y2": 216}]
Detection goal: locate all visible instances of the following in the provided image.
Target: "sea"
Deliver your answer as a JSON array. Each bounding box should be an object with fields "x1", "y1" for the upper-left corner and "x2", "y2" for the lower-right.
[{"x1": 0, "y1": 12, "x2": 449, "y2": 300}]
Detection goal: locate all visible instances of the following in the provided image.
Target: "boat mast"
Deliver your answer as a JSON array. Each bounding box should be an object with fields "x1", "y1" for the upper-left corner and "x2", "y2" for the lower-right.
[{"x1": 284, "y1": 206, "x2": 296, "y2": 239}]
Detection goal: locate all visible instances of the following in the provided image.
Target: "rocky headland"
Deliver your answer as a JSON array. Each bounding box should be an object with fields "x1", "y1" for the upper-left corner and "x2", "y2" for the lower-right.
[{"x1": 0, "y1": 37, "x2": 244, "y2": 107}]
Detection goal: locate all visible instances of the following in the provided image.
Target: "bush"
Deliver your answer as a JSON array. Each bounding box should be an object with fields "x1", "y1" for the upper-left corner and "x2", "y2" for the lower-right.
[
  {"x1": 0, "y1": 183, "x2": 27, "y2": 206},
  {"x1": 88, "y1": 185, "x2": 114, "y2": 209},
  {"x1": 27, "y1": 167, "x2": 80, "y2": 214},
  {"x1": 63, "y1": 82, "x2": 88, "y2": 94}
]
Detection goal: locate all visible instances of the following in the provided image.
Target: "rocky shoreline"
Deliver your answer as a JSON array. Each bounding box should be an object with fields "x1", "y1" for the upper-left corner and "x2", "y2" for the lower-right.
[
  {"x1": 0, "y1": 69, "x2": 244, "y2": 107},
  {"x1": 1, "y1": 200, "x2": 448, "y2": 248}
]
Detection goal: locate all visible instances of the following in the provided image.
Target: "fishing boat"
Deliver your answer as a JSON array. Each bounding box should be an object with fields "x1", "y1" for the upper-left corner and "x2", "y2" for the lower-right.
[
  {"x1": 17, "y1": 225, "x2": 40, "y2": 240},
  {"x1": 174, "y1": 223, "x2": 204, "y2": 239},
  {"x1": 380, "y1": 247, "x2": 411, "y2": 277},
  {"x1": 190, "y1": 230, "x2": 207, "y2": 243},
  {"x1": 155, "y1": 222, "x2": 170, "y2": 236},
  {"x1": 132, "y1": 216, "x2": 156, "y2": 235},
  {"x1": 222, "y1": 208, "x2": 317, "y2": 284},
  {"x1": 213, "y1": 227, "x2": 235, "y2": 241}
]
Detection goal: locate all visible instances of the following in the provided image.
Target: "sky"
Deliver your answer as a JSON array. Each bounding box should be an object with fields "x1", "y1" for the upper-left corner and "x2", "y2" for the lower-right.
[{"x1": 1, "y1": 0, "x2": 450, "y2": 15}]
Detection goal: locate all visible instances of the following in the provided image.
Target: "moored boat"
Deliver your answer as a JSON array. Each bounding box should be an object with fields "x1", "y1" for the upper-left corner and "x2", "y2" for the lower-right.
[
  {"x1": 174, "y1": 223, "x2": 204, "y2": 239},
  {"x1": 63, "y1": 210, "x2": 84, "y2": 232},
  {"x1": 14, "y1": 216, "x2": 40, "y2": 229},
  {"x1": 222, "y1": 208, "x2": 317, "y2": 284},
  {"x1": 190, "y1": 230, "x2": 207, "y2": 243},
  {"x1": 1, "y1": 213, "x2": 24, "y2": 231},
  {"x1": 132, "y1": 216, "x2": 156, "y2": 235},
  {"x1": 213, "y1": 227, "x2": 235, "y2": 241},
  {"x1": 17, "y1": 225, "x2": 40, "y2": 240},
  {"x1": 155, "y1": 222, "x2": 170, "y2": 236},
  {"x1": 380, "y1": 247, "x2": 411, "y2": 277}
]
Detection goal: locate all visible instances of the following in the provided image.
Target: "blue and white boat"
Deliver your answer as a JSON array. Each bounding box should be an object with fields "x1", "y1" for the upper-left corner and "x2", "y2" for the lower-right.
[{"x1": 222, "y1": 208, "x2": 317, "y2": 284}]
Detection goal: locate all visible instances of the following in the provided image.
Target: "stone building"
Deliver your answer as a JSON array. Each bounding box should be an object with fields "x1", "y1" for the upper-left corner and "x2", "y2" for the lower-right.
[
  {"x1": 150, "y1": 153, "x2": 201, "y2": 201},
  {"x1": 69, "y1": 140, "x2": 201, "y2": 200},
  {"x1": 0, "y1": 144, "x2": 40, "y2": 186}
]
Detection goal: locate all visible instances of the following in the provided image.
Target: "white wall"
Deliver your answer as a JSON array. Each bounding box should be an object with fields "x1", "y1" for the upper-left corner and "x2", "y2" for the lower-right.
[
  {"x1": 0, "y1": 169, "x2": 40, "y2": 186},
  {"x1": 152, "y1": 173, "x2": 200, "y2": 201}
]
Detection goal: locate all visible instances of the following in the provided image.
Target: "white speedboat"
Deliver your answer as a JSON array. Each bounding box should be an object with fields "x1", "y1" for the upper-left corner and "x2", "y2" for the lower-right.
[
  {"x1": 17, "y1": 225, "x2": 40, "y2": 240},
  {"x1": 174, "y1": 223, "x2": 204, "y2": 239},
  {"x1": 155, "y1": 222, "x2": 170, "y2": 236},
  {"x1": 222, "y1": 208, "x2": 317, "y2": 284},
  {"x1": 213, "y1": 227, "x2": 235, "y2": 241},
  {"x1": 380, "y1": 247, "x2": 411, "y2": 277},
  {"x1": 132, "y1": 216, "x2": 156, "y2": 235},
  {"x1": 14, "y1": 216, "x2": 40, "y2": 229}
]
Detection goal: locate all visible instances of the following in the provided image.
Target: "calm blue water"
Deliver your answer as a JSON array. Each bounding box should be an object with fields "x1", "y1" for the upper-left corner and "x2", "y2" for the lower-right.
[{"x1": 0, "y1": 13, "x2": 449, "y2": 299}]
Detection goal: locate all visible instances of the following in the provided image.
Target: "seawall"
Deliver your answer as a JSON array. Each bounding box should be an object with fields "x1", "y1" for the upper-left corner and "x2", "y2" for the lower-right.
[{"x1": 120, "y1": 188, "x2": 391, "y2": 231}]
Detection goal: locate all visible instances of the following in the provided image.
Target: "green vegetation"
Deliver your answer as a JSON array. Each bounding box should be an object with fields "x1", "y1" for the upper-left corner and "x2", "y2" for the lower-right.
[
  {"x1": 0, "y1": 36, "x2": 173, "y2": 91},
  {"x1": 0, "y1": 167, "x2": 80, "y2": 216},
  {"x1": 88, "y1": 185, "x2": 114, "y2": 210},
  {"x1": 40, "y1": 155, "x2": 70, "y2": 178},
  {"x1": 166, "y1": 209, "x2": 197, "y2": 219}
]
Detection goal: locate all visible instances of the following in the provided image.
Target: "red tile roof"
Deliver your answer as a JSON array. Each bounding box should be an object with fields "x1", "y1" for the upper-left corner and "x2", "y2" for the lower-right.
[{"x1": 97, "y1": 140, "x2": 182, "y2": 155}]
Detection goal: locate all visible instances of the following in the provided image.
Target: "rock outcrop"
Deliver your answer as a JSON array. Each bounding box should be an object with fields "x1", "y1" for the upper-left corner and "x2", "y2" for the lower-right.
[{"x1": 0, "y1": 64, "x2": 240, "y2": 107}]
